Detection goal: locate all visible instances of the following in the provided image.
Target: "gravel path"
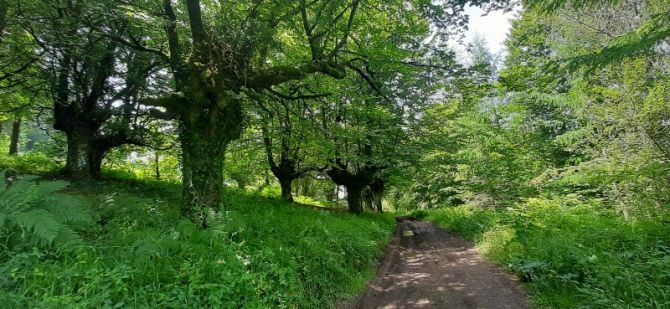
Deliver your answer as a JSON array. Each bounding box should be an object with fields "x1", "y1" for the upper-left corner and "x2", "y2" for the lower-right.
[{"x1": 347, "y1": 217, "x2": 528, "y2": 309}]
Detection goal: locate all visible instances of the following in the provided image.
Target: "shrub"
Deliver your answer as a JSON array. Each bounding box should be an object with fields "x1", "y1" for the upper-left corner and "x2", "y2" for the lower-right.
[{"x1": 425, "y1": 198, "x2": 670, "y2": 308}]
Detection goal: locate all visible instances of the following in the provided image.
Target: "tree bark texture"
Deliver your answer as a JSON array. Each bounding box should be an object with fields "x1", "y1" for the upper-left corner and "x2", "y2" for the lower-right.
[
  {"x1": 63, "y1": 129, "x2": 107, "y2": 179},
  {"x1": 279, "y1": 177, "x2": 294, "y2": 202},
  {"x1": 178, "y1": 98, "x2": 242, "y2": 228},
  {"x1": 8, "y1": 117, "x2": 20, "y2": 155},
  {"x1": 345, "y1": 184, "x2": 365, "y2": 214}
]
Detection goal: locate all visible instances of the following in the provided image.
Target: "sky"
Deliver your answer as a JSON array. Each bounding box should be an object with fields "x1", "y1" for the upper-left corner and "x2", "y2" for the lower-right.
[{"x1": 455, "y1": 5, "x2": 519, "y2": 57}]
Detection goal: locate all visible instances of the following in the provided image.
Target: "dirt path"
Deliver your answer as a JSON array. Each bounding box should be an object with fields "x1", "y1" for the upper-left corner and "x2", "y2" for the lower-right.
[{"x1": 347, "y1": 217, "x2": 528, "y2": 309}]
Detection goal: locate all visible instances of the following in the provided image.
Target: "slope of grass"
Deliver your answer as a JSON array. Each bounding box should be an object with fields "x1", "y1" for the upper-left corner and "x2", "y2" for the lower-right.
[
  {"x1": 0, "y1": 156, "x2": 394, "y2": 308},
  {"x1": 418, "y1": 198, "x2": 670, "y2": 308}
]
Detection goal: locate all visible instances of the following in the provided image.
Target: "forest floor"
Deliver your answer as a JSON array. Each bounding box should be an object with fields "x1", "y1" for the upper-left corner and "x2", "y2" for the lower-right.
[{"x1": 346, "y1": 217, "x2": 528, "y2": 309}]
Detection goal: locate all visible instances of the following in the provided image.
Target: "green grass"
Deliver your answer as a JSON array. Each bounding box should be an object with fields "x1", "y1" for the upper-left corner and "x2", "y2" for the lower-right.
[
  {"x1": 0, "y1": 152, "x2": 61, "y2": 175},
  {"x1": 0, "y1": 156, "x2": 395, "y2": 308},
  {"x1": 293, "y1": 195, "x2": 346, "y2": 210},
  {"x1": 257, "y1": 186, "x2": 346, "y2": 211},
  {"x1": 421, "y1": 198, "x2": 670, "y2": 308}
]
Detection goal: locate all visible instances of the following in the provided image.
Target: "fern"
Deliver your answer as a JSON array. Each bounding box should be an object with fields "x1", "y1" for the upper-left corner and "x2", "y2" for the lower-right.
[
  {"x1": 14, "y1": 209, "x2": 61, "y2": 244},
  {"x1": 0, "y1": 171, "x2": 92, "y2": 256}
]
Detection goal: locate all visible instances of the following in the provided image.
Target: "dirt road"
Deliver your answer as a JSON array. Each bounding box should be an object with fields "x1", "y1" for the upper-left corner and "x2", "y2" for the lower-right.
[{"x1": 347, "y1": 217, "x2": 528, "y2": 309}]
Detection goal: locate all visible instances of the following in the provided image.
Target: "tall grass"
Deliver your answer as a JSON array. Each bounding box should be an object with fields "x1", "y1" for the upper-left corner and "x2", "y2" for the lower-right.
[{"x1": 0, "y1": 156, "x2": 395, "y2": 308}]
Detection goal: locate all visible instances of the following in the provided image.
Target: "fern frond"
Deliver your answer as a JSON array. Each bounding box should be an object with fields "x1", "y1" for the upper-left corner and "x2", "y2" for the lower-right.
[
  {"x1": 0, "y1": 182, "x2": 39, "y2": 210},
  {"x1": 131, "y1": 229, "x2": 173, "y2": 257},
  {"x1": 53, "y1": 227, "x2": 83, "y2": 250},
  {"x1": 0, "y1": 171, "x2": 91, "y2": 252},
  {"x1": 14, "y1": 209, "x2": 63, "y2": 245},
  {"x1": 33, "y1": 180, "x2": 69, "y2": 196},
  {"x1": 42, "y1": 200, "x2": 92, "y2": 225}
]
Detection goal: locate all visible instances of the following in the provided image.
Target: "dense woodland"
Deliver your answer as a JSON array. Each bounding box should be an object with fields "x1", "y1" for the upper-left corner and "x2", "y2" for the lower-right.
[{"x1": 0, "y1": 0, "x2": 669, "y2": 307}]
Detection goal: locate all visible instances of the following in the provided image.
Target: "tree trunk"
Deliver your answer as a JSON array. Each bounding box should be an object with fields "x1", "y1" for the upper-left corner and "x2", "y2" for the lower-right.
[
  {"x1": 328, "y1": 167, "x2": 374, "y2": 213},
  {"x1": 302, "y1": 177, "x2": 312, "y2": 196},
  {"x1": 63, "y1": 130, "x2": 106, "y2": 179},
  {"x1": 279, "y1": 177, "x2": 294, "y2": 202},
  {"x1": 179, "y1": 121, "x2": 232, "y2": 229},
  {"x1": 373, "y1": 193, "x2": 383, "y2": 212},
  {"x1": 89, "y1": 147, "x2": 105, "y2": 179},
  {"x1": 263, "y1": 168, "x2": 270, "y2": 187},
  {"x1": 235, "y1": 176, "x2": 248, "y2": 190},
  {"x1": 346, "y1": 184, "x2": 364, "y2": 214},
  {"x1": 8, "y1": 117, "x2": 20, "y2": 155},
  {"x1": 370, "y1": 180, "x2": 385, "y2": 212},
  {"x1": 362, "y1": 187, "x2": 373, "y2": 210},
  {"x1": 25, "y1": 139, "x2": 35, "y2": 151},
  {"x1": 0, "y1": 0, "x2": 8, "y2": 37},
  {"x1": 154, "y1": 151, "x2": 161, "y2": 179}
]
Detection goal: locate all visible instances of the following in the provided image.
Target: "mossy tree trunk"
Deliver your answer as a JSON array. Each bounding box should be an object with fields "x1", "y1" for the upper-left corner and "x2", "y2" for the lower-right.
[
  {"x1": 327, "y1": 164, "x2": 376, "y2": 214},
  {"x1": 180, "y1": 125, "x2": 227, "y2": 228},
  {"x1": 139, "y1": 0, "x2": 348, "y2": 227},
  {"x1": 177, "y1": 94, "x2": 243, "y2": 228},
  {"x1": 345, "y1": 183, "x2": 365, "y2": 214},
  {"x1": 261, "y1": 124, "x2": 307, "y2": 203},
  {"x1": 370, "y1": 179, "x2": 385, "y2": 212},
  {"x1": 64, "y1": 129, "x2": 96, "y2": 179},
  {"x1": 8, "y1": 117, "x2": 20, "y2": 155},
  {"x1": 279, "y1": 177, "x2": 295, "y2": 202}
]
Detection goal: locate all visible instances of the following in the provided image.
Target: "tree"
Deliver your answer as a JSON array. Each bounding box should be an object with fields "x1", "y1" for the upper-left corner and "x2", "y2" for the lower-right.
[
  {"x1": 0, "y1": 0, "x2": 39, "y2": 91},
  {"x1": 255, "y1": 90, "x2": 326, "y2": 202},
  {"x1": 224, "y1": 130, "x2": 266, "y2": 190},
  {"x1": 17, "y1": 1, "x2": 168, "y2": 179},
  {"x1": 320, "y1": 73, "x2": 411, "y2": 213},
  {"x1": 101, "y1": 0, "x2": 505, "y2": 226},
  {"x1": 8, "y1": 116, "x2": 19, "y2": 155}
]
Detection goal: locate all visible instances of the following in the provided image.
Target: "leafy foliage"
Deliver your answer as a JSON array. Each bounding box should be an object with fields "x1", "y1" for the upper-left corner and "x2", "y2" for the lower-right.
[
  {"x1": 424, "y1": 199, "x2": 670, "y2": 308},
  {"x1": 0, "y1": 0, "x2": 669, "y2": 307},
  {"x1": 0, "y1": 171, "x2": 91, "y2": 256},
  {"x1": 0, "y1": 158, "x2": 393, "y2": 308}
]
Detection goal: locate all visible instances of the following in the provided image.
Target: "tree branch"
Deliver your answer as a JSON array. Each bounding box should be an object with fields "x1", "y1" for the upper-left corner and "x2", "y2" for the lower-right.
[
  {"x1": 248, "y1": 61, "x2": 346, "y2": 89},
  {"x1": 147, "y1": 108, "x2": 177, "y2": 120},
  {"x1": 185, "y1": 0, "x2": 205, "y2": 50},
  {"x1": 267, "y1": 88, "x2": 332, "y2": 101},
  {"x1": 328, "y1": 0, "x2": 360, "y2": 58},
  {"x1": 141, "y1": 93, "x2": 186, "y2": 115},
  {"x1": 345, "y1": 62, "x2": 390, "y2": 102}
]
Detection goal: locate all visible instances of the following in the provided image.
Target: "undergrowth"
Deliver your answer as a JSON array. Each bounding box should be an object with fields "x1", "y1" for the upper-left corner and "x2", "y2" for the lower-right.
[
  {"x1": 422, "y1": 198, "x2": 670, "y2": 308},
  {"x1": 0, "y1": 157, "x2": 395, "y2": 308}
]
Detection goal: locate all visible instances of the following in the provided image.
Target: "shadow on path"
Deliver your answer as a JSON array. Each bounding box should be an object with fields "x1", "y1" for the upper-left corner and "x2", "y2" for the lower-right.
[{"x1": 347, "y1": 217, "x2": 528, "y2": 309}]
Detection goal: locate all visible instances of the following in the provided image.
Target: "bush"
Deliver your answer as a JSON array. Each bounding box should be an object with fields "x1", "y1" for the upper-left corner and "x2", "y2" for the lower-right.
[
  {"x1": 425, "y1": 198, "x2": 670, "y2": 308},
  {"x1": 0, "y1": 153, "x2": 61, "y2": 175}
]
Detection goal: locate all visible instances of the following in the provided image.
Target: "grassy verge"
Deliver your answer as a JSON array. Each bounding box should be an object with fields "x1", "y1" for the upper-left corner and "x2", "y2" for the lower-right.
[
  {"x1": 417, "y1": 197, "x2": 670, "y2": 308},
  {"x1": 0, "y1": 156, "x2": 395, "y2": 308}
]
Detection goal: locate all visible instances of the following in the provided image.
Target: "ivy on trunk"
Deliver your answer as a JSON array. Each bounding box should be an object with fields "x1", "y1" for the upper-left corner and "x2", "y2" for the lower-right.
[{"x1": 135, "y1": 0, "x2": 350, "y2": 227}]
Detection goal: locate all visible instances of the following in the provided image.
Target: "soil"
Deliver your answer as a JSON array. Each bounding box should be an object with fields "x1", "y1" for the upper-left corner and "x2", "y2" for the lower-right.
[{"x1": 346, "y1": 217, "x2": 528, "y2": 309}]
